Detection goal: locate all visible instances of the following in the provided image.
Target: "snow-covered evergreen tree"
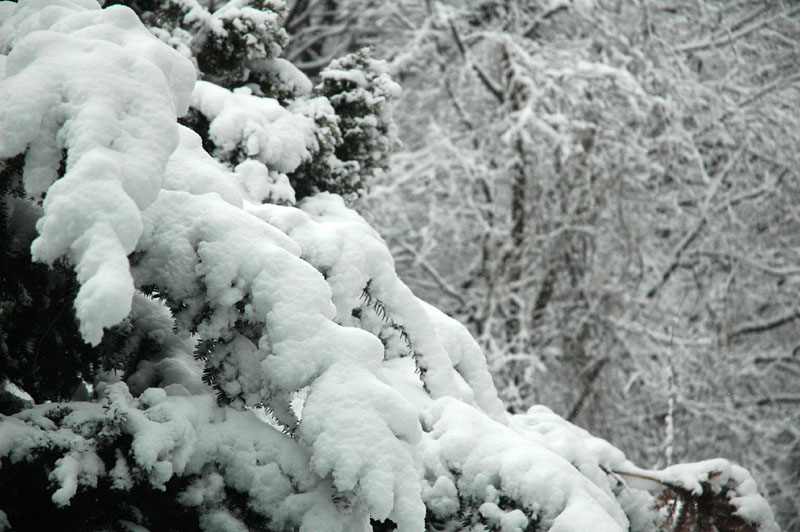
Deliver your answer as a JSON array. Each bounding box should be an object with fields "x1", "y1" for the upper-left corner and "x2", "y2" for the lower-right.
[{"x1": 0, "y1": 1, "x2": 781, "y2": 531}]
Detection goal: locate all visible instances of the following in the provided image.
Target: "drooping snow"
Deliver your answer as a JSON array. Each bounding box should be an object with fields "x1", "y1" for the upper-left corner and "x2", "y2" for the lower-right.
[
  {"x1": 419, "y1": 299, "x2": 508, "y2": 422},
  {"x1": 162, "y1": 126, "x2": 244, "y2": 207},
  {"x1": 0, "y1": 0, "x2": 195, "y2": 344},
  {"x1": 300, "y1": 362, "x2": 425, "y2": 532},
  {"x1": 247, "y1": 194, "x2": 471, "y2": 402},
  {"x1": 256, "y1": 57, "x2": 313, "y2": 96},
  {"x1": 421, "y1": 398, "x2": 629, "y2": 532}
]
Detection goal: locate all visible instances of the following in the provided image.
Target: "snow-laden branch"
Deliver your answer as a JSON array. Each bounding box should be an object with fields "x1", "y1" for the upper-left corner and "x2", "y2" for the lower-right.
[
  {"x1": 677, "y1": 5, "x2": 800, "y2": 54},
  {"x1": 446, "y1": 18, "x2": 505, "y2": 104},
  {"x1": 0, "y1": 0, "x2": 195, "y2": 344}
]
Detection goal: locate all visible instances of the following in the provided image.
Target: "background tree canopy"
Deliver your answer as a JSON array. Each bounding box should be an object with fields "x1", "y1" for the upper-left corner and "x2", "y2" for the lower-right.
[
  {"x1": 0, "y1": 0, "x2": 793, "y2": 531},
  {"x1": 286, "y1": 1, "x2": 799, "y2": 528}
]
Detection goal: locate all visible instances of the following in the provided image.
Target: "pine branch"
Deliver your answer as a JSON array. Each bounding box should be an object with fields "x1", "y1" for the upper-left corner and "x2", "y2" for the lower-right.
[
  {"x1": 360, "y1": 281, "x2": 429, "y2": 391},
  {"x1": 645, "y1": 218, "x2": 706, "y2": 299}
]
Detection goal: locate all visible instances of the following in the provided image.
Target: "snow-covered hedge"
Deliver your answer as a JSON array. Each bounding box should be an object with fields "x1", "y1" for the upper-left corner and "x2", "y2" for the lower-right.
[{"x1": 0, "y1": 1, "x2": 780, "y2": 531}]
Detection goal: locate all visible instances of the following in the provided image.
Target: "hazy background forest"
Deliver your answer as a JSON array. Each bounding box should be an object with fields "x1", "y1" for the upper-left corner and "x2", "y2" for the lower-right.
[{"x1": 282, "y1": 1, "x2": 800, "y2": 529}]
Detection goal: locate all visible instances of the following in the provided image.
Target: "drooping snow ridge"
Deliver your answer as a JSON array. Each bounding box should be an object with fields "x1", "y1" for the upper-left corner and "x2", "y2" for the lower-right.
[
  {"x1": 132, "y1": 188, "x2": 429, "y2": 529},
  {"x1": 419, "y1": 299, "x2": 508, "y2": 422},
  {"x1": 162, "y1": 126, "x2": 244, "y2": 206},
  {"x1": 246, "y1": 194, "x2": 506, "y2": 422},
  {"x1": 422, "y1": 398, "x2": 629, "y2": 532},
  {"x1": 0, "y1": 0, "x2": 196, "y2": 345},
  {"x1": 300, "y1": 362, "x2": 426, "y2": 532},
  {"x1": 247, "y1": 196, "x2": 461, "y2": 402},
  {"x1": 511, "y1": 405, "x2": 631, "y2": 494},
  {"x1": 161, "y1": 125, "x2": 297, "y2": 206}
]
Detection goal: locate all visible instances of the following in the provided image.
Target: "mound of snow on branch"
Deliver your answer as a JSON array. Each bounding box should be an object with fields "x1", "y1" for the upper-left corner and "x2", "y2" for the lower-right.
[{"x1": 0, "y1": 0, "x2": 195, "y2": 344}]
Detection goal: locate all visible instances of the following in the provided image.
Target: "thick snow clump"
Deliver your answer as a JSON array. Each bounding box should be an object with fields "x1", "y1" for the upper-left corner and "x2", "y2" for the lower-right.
[{"x1": 0, "y1": 0, "x2": 196, "y2": 344}]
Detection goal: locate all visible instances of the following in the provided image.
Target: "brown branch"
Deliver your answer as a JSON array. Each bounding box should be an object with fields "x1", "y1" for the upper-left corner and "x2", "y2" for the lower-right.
[
  {"x1": 731, "y1": 396, "x2": 800, "y2": 408},
  {"x1": 729, "y1": 310, "x2": 800, "y2": 340},
  {"x1": 567, "y1": 357, "x2": 608, "y2": 422},
  {"x1": 444, "y1": 76, "x2": 475, "y2": 129},
  {"x1": 391, "y1": 237, "x2": 467, "y2": 307},
  {"x1": 677, "y1": 5, "x2": 800, "y2": 53},
  {"x1": 609, "y1": 469, "x2": 662, "y2": 484},
  {"x1": 284, "y1": 0, "x2": 313, "y2": 33},
  {"x1": 447, "y1": 20, "x2": 505, "y2": 103},
  {"x1": 738, "y1": 71, "x2": 800, "y2": 107},
  {"x1": 753, "y1": 355, "x2": 800, "y2": 365},
  {"x1": 523, "y1": 3, "x2": 569, "y2": 38},
  {"x1": 646, "y1": 147, "x2": 742, "y2": 299},
  {"x1": 727, "y1": 4, "x2": 772, "y2": 33},
  {"x1": 645, "y1": 218, "x2": 706, "y2": 299},
  {"x1": 754, "y1": 396, "x2": 800, "y2": 407}
]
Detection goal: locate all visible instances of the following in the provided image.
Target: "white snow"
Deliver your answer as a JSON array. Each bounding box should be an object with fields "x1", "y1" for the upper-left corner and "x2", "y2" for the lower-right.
[
  {"x1": 162, "y1": 126, "x2": 243, "y2": 207},
  {"x1": 0, "y1": 0, "x2": 195, "y2": 344},
  {"x1": 421, "y1": 397, "x2": 629, "y2": 532},
  {"x1": 419, "y1": 299, "x2": 508, "y2": 422},
  {"x1": 247, "y1": 194, "x2": 470, "y2": 402},
  {"x1": 1, "y1": 379, "x2": 34, "y2": 405},
  {"x1": 51, "y1": 455, "x2": 82, "y2": 506},
  {"x1": 256, "y1": 57, "x2": 313, "y2": 96},
  {"x1": 616, "y1": 459, "x2": 781, "y2": 532},
  {"x1": 190, "y1": 81, "x2": 315, "y2": 173},
  {"x1": 300, "y1": 362, "x2": 425, "y2": 532}
]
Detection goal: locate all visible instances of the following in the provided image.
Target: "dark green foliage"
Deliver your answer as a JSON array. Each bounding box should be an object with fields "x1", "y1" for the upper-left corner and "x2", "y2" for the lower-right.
[
  {"x1": 289, "y1": 47, "x2": 400, "y2": 200},
  {"x1": 194, "y1": 15, "x2": 280, "y2": 89},
  {"x1": 0, "y1": 406, "x2": 269, "y2": 532},
  {"x1": 99, "y1": 313, "x2": 168, "y2": 392},
  {"x1": 360, "y1": 280, "x2": 429, "y2": 390},
  {"x1": 178, "y1": 108, "x2": 214, "y2": 154},
  {"x1": 142, "y1": 252, "x2": 267, "y2": 408},
  {"x1": 316, "y1": 48, "x2": 393, "y2": 165},
  {"x1": 288, "y1": 123, "x2": 356, "y2": 200},
  {"x1": 0, "y1": 155, "x2": 174, "y2": 410},
  {"x1": 109, "y1": 0, "x2": 289, "y2": 91},
  {"x1": 0, "y1": 432, "x2": 198, "y2": 532},
  {"x1": 194, "y1": 336, "x2": 228, "y2": 404},
  {"x1": 371, "y1": 518, "x2": 398, "y2": 531},
  {"x1": 0, "y1": 155, "x2": 94, "y2": 406}
]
